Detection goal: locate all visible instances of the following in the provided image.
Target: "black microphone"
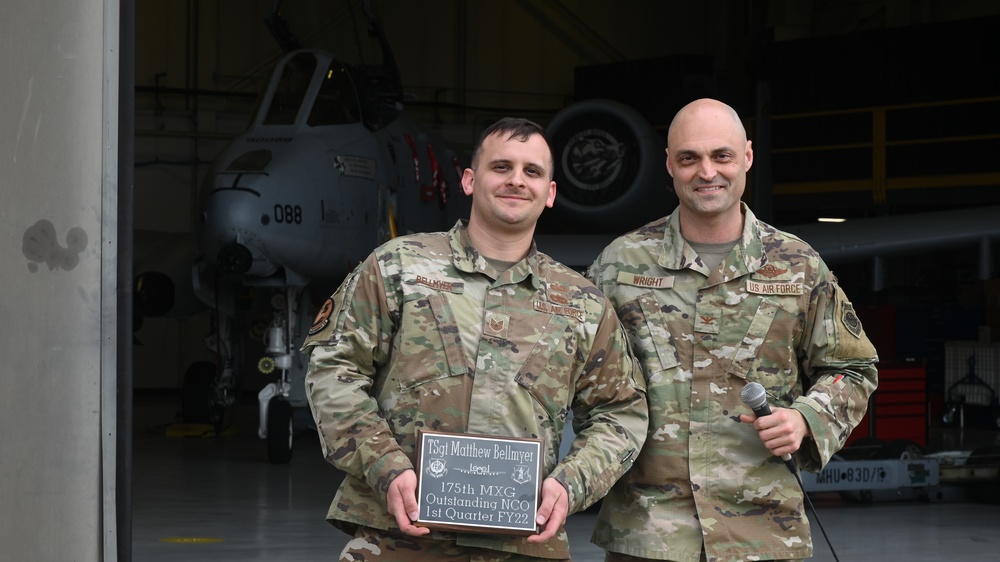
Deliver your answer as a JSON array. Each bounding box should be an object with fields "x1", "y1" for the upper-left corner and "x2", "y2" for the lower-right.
[{"x1": 740, "y1": 382, "x2": 797, "y2": 474}]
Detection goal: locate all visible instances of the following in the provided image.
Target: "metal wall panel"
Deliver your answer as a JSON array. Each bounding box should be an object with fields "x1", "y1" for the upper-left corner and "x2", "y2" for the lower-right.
[{"x1": 0, "y1": 1, "x2": 118, "y2": 560}]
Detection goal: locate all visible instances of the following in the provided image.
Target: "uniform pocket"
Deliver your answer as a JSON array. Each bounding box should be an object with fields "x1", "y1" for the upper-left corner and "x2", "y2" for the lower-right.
[
  {"x1": 515, "y1": 314, "x2": 574, "y2": 421},
  {"x1": 395, "y1": 292, "x2": 470, "y2": 391},
  {"x1": 727, "y1": 297, "x2": 800, "y2": 392},
  {"x1": 636, "y1": 293, "x2": 680, "y2": 374},
  {"x1": 727, "y1": 297, "x2": 779, "y2": 379}
]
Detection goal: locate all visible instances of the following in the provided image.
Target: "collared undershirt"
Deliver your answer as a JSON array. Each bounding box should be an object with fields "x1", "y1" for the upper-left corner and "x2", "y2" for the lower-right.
[{"x1": 686, "y1": 238, "x2": 739, "y2": 272}]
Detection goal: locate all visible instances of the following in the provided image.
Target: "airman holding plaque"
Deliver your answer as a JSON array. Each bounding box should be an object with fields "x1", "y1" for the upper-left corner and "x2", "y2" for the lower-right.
[{"x1": 303, "y1": 117, "x2": 648, "y2": 561}]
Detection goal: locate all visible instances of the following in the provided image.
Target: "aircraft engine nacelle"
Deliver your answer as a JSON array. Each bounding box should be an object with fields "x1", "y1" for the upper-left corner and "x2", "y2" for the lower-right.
[{"x1": 546, "y1": 99, "x2": 673, "y2": 233}]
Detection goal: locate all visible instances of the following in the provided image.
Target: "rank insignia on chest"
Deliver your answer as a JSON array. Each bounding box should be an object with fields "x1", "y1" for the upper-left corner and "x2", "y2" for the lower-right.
[
  {"x1": 695, "y1": 309, "x2": 720, "y2": 334},
  {"x1": 484, "y1": 312, "x2": 510, "y2": 339}
]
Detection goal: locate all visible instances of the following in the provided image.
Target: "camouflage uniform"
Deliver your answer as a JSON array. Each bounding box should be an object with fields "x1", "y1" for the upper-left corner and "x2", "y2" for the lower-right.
[
  {"x1": 587, "y1": 204, "x2": 878, "y2": 562},
  {"x1": 303, "y1": 220, "x2": 648, "y2": 559}
]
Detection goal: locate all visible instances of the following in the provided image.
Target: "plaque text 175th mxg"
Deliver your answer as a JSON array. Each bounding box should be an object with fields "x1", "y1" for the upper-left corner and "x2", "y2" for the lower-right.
[{"x1": 415, "y1": 430, "x2": 543, "y2": 535}]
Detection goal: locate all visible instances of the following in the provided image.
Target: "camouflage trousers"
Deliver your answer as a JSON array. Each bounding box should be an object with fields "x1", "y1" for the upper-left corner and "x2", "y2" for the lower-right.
[
  {"x1": 340, "y1": 527, "x2": 570, "y2": 562},
  {"x1": 605, "y1": 552, "x2": 803, "y2": 562}
]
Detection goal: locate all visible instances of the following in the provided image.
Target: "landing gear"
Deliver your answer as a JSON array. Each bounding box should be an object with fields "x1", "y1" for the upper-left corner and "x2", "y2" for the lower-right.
[
  {"x1": 181, "y1": 361, "x2": 229, "y2": 429},
  {"x1": 256, "y1": 286, "x2": 311, "y2": 464}
]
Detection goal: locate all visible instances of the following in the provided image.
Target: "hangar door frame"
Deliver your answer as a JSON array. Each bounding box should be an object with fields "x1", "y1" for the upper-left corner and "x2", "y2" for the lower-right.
[{"x1": 0, "y1": 0, "x2": 129, "y2": 561}]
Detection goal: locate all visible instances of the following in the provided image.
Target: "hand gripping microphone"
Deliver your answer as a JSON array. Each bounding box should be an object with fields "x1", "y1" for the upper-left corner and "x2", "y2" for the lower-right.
[{"x1": 740, "y1": 382, "x2": 797, "y2": 474}]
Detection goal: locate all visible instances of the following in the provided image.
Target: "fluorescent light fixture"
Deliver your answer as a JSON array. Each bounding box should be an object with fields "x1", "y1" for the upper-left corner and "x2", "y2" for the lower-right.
[{"x1": 817, "y1": 217, "x2": 846, "y2": 223}]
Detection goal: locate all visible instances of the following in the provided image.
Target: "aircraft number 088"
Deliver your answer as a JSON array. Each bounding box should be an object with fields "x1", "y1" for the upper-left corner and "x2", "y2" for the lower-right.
[{"x1": 274, "y1": 204, "x2": 303, "y2": 224}]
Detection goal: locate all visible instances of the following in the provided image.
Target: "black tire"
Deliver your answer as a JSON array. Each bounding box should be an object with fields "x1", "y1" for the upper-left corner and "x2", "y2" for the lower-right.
[
  {"x1": 546, "y1": 99, "x2": 672, "y2": 231},
  {"x1": 965, "y1": 445, "x2": 1000, "y2": 467},
  {"x1": 267, "y1": 398, "x2": 294, "y2": 464},
  {"x1": 874, "y1": 439, "x2": 923, "y2": 460},
  {"x1": 181, "y1": 361, "x2": 216, "y2": 423},
  {"x1": 966, "y1": 445, "x2": 1000, "y2": 503},
  {"x1": 837, "y1": 437, "x2": 884, "y2": 460}
]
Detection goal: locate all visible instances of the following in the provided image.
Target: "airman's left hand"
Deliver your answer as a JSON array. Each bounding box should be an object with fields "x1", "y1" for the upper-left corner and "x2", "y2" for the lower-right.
[{"x1": 526, "y1": 477, "x2": 568, "y2": 544}]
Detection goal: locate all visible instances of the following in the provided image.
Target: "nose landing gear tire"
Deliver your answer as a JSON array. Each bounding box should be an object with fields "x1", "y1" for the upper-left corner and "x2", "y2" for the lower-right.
[{"x1": 267, "y1": 398, "x2": 293, "y2": 464}]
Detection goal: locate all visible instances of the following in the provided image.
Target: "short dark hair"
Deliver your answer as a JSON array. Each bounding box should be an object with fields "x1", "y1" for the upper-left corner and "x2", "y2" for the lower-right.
[{"x1": 470, "y1": 117, "x2": 551, "y2": 171}]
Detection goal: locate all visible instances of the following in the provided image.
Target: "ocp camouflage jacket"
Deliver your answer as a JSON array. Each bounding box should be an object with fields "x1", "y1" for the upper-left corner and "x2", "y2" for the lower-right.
[
  {"x1": 303, "y1": 221, "x2": 648, "y2": 559},
  {"x1": 587, "y1": 204, "x2": 878, "y2": 562}
]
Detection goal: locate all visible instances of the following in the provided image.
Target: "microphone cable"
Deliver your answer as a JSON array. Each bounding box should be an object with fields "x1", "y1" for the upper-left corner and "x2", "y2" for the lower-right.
[
  {"x1": 742, "y1": 382, "x2": 841, "y2": 561},
  {"x1": 785, "y1": 461, "x2": 840, "y2": 562}
]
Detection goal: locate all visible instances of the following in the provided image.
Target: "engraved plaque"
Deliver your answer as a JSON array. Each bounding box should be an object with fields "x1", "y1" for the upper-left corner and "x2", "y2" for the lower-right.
[{"x1": 415, "y1": 430, "x2": 543, "y2": 535}]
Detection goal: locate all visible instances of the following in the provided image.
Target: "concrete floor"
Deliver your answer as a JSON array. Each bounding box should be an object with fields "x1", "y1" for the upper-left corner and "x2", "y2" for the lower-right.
[{"x1": 130, "y1": 392, "x2": 1000, "y2": 561}]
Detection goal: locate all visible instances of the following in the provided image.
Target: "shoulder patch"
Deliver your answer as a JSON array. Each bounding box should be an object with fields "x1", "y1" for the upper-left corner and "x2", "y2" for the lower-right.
[
  {"x1": 831, "y1": 285, "x2": 878, "y2": 360},
  {"x1": 308, "y1": 298, "x2": 334, "y2": 336},
  {"x1": 841, "y1": 301, "x2": 863, "y2": 339}
]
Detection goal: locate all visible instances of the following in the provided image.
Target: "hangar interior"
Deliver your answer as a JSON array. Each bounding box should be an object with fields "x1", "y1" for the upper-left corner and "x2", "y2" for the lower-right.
[
  {"x1": 127, "y1": 1, "x2": 1000, "y2": 560},
  {"x1": 134, "y1": 0, "x2": 1000, "y2": 422}
]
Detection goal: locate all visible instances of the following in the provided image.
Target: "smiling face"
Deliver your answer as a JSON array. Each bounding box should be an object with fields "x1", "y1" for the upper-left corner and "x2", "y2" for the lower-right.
[
  {"x1": 666, "y1": 99, "x2": 753, "y2": 227},
  {"x1": 461, "y1": 130, "x2": 557, "y2": 237}
]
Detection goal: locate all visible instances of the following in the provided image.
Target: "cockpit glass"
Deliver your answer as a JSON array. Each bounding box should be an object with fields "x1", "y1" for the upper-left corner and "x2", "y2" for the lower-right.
[
  {"x1": 263, "y1": 53, "x2": 317, "y2": 125},
  {"x1": 307, "y1": 61, "x2": 362, "y2": 127}
]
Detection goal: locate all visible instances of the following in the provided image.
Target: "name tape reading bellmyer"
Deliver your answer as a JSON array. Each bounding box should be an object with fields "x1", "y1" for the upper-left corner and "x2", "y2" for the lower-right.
[{"x1": 416, "y1": 430, "x2": 543, "y2": 534}]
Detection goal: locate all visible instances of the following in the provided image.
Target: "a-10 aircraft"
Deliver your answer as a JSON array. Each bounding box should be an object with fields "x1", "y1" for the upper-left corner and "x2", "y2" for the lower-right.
[{"x1": 139, "y1": 0, "x2": 670, "y2": 463}]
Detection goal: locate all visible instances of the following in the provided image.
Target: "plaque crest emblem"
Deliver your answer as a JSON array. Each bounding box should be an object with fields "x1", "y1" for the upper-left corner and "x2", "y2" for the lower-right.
[
  {"x1": 511, "y1": 465, "x2": 532, "y2": 485},
  {"x1": 426, "y1": 458, "x2": 448, "y2": 478}
]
